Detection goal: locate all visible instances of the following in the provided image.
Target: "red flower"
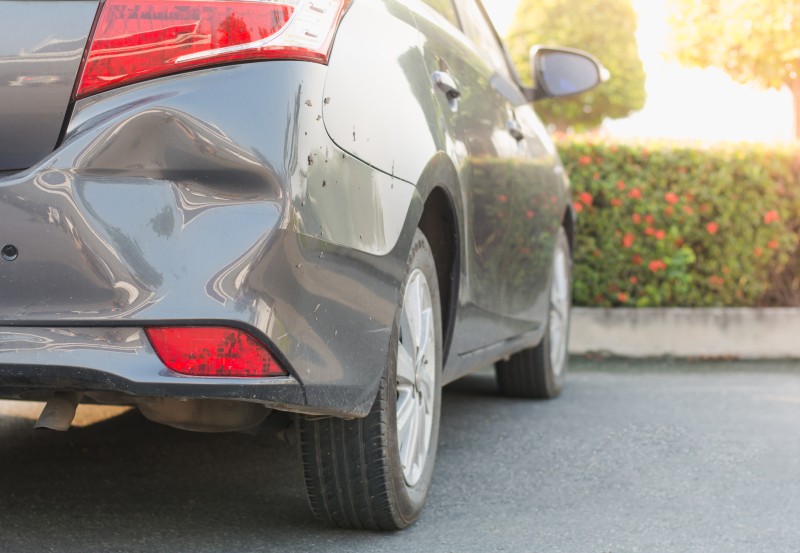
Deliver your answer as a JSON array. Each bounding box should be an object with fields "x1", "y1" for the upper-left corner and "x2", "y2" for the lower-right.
[
  {"x1": 644, "y1": 214, "x2": 654, "y2": 224},
  {"x1": 664, "y1": 192, "x2": 679, "y2": 205},
  {"x1": 573, "y1": 202, "x2": 584, "y2": 213},
  {"x1": 632, "y1": 254, "x2": 643, "y2": 266},
  {"x1": 629, "y1": 276, "x2": 638, "y2": 284},
  {"x1": 616, "y1": 180, "x2": 626, "y2": 191},
  {"x1": 578, "y1": 192, "x2": 593, "y2": 206},
  {"x1": 655, "y1": 230, "x2": 666, "y2": 241},
  {"x1": 526, "y1": 210, "x2": 535, "y2": 219},
  {"x1": 617, "y1": 292, "x2": 629, "y2": 303},
  {"x1": 648, "y1": 259, "x2": 667, "y2": 273},
  {"x1": 708, "y1": 275, "x2": 725, "y2": 287},
  {"x1": 632, "y1": 213, "x2": 642, "y2": 224},
  {"x1": 764, "y1": 210, "x2": 780, "y2": 224},
  {"x1": 579, "y1": 155, "x2": 592, "y2": 166},
  {"x1": 664, "y1": 206, "x2": 675, "y2": 216},
  {"x1": 754, "y1": 246, "x2": 763, "y2": 258},
  {"x1": 768, "y1": 239, "x2": 779, "y2": 249},
  {"x1": 622, "y1": 233, "x2": 635, "y2": 248},
  {"x1": 498, "y1": 194, "x2": 508, "y2": 203},
  {"x1": 645, "y1": 227, "x2": 655, "y2": 236},
  {"x1": 610, "y1": 198, "x2": 623, "y2": 207},
  {"x1": 706, "y1": 222, "x2": 719, "y2": 235},
  {"x1": 683, "y1": 205, "x2": 694, "y2": 215},
  {"x1": 628, "y1": 188, "x2": 642, "y2": 200}
]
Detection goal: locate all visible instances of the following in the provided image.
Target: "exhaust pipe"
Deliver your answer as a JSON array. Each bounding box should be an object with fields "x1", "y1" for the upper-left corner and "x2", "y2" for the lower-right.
[{"x1": 34, "y1": 392, "x2": 83, "y2": 431}]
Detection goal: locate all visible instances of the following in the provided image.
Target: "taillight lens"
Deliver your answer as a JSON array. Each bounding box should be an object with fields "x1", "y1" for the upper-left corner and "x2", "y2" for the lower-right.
[
  {"x1": 145, "y1": 326, "x2": 287, "y2": 377},
  {"x1": 76, "y1": 0, "x2": 349, "y2": 99}
]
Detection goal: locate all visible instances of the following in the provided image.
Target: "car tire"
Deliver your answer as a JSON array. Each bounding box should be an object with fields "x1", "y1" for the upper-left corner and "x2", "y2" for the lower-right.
[
  {"x1": 496, "y1": 226, "x2": 572, "y2": 399},
  {"x1": 298, "y1": 229, "x2": 442, "y2": 530}
]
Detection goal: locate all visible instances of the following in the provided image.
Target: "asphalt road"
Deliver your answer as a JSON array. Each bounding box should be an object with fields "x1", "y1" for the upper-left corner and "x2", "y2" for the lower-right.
[{"x1": 1, "y1": 359, "x2": 799, "y2": 552}]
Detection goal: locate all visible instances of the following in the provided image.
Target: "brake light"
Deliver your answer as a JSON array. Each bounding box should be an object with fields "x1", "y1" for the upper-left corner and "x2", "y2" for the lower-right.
[
  {"x1": 75, "y1": 0, "x2": 349, "y2": 99},
  {"x1": 145, "y1": 326, "x2": 287, "y2": 377}
]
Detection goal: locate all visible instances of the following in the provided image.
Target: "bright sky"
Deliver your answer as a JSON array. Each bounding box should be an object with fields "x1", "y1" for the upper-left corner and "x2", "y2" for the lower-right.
[{"x1": 485, "y1": 0, "x2": 795, "y2": 143}]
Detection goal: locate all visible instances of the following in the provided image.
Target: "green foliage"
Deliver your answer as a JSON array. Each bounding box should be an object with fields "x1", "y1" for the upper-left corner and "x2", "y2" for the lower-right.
[
  {"x1": 669, "y1": 0, "x2": 800, "y2": 90},
  {"x1": 561, "y1": 140, "x2": 800, "y2": 307},
  {"x1": 506, "y1": 0, "x2": 646, "y2": 131}
]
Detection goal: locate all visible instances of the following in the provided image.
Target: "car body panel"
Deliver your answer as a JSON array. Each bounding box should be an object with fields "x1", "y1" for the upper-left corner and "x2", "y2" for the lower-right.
[
  {"x1": 0, "y1": 1, "x2": 98, "y2": 171},
  {"x1": 0, "y1": 62, "x2": 422, "y2": 417},
  {"x1": 409, "y1": 1, "x2": 567, "y2": 376}
]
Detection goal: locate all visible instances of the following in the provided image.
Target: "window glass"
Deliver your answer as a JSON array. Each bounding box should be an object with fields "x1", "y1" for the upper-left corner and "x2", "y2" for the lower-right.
[
  {"x1": 453, "y1": 0, "x2": 514, "y2": 82},
  {"x1": 421, "y1": 0, "x2": 460, "y2": 27}
]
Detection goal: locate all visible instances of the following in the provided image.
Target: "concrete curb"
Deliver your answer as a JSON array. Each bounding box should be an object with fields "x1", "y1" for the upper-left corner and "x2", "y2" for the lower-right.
[{"x1": 568, "y1": 307, "x2": 800, "y2": 359}]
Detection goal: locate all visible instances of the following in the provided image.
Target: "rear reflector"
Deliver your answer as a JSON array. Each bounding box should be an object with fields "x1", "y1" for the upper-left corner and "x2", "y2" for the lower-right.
[
  {"x1": 76, "y1": 0, "x2": 349, "y2": 99},
  {"x1": 145, "y1": 327, "x2": 287, "y2": 377}
]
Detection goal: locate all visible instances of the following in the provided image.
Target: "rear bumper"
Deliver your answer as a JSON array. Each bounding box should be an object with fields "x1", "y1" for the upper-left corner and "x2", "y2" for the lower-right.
[
  {"x1": 0, "y1": 62, "x2": 421, "y2": 417},
  {"x1": 0, "y1": 327, "x2": 307, "y2": 410}
]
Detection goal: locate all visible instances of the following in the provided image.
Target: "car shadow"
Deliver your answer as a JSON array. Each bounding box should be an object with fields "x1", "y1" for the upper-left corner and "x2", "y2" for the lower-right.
[{"x1": 0, "y1": 373, "x2": 539, "y2": 551}]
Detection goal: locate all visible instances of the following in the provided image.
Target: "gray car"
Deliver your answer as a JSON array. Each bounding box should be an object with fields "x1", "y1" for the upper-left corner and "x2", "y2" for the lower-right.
[{"x1": 0, "y1": 0, "x2": 601, "y2": 530}]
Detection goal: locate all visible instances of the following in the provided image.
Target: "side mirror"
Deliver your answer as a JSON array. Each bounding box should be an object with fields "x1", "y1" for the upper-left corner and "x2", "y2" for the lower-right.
[{"x1": 529, "y1": 46, "x2": 609, "y2": 101}]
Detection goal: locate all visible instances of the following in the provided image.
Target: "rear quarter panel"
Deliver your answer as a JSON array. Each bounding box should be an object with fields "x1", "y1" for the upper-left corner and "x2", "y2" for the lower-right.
[{"x1": 323, "y1": 0, "x2": 442, "y2": 184}]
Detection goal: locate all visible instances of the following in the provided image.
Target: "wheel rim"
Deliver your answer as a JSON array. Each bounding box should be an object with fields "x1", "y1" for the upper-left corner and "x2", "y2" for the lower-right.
[
  {"x1": 396, "y1": 268, "x2": 436, "y2": 487},
  {"x1": 549, "y1": 237, "x2": 570, "y2": 377}
]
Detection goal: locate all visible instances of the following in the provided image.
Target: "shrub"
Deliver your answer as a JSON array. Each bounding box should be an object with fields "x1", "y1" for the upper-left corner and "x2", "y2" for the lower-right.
[{"x1": 559, "y1": 140, "x2": 800, "y2": 307}]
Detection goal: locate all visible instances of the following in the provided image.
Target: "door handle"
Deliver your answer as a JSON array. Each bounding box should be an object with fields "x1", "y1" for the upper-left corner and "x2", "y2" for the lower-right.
[
  {"x1": 432, "y1": 71, "x2": 461, "y2": 100},
  {"x1": 506, "y1": 119, "x2": 524, "y2": 142}
]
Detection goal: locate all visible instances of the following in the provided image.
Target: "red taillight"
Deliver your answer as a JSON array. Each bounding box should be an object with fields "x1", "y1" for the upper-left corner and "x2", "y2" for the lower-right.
[
  {"x1": 76, "y1": 0, "x2": 349, "y2": 99},
  {"x1": 145, "y1": 326, "x2": 287, "y2": 377}
]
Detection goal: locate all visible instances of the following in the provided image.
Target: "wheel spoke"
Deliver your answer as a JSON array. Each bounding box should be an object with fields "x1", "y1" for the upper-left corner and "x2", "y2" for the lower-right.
[
  {"x1": 418, "y1": 365, "x2": 434, "y2": 413},
  {"x1": 402, "y1": 400, "x2": 419, "y2": 470},
  {"x1": 396, "y1": 390, "x2": 415, "y2": 458},
  {"x1": 416, "y1": 307, "x2": 432, "y2": 366},
  {"x1": 405, "y1": 274, "x2": 422, "y2": 357},
  {"x1": 396, "y1": 342, "x2": 416, "y2": 387},
  {"x1": 415, "y1": 398, "x2": 428, "y2": 469}
]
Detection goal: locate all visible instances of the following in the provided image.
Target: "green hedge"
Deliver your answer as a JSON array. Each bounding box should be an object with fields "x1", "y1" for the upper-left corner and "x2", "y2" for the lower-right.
[{"x1": 559, "y1": 141, "x2": 800, "y2": 307}]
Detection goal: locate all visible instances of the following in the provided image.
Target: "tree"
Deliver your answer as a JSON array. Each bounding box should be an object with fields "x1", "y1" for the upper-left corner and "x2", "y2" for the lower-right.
[
  {"x1": 669, "y1": 0, "x2": 800, "y2": 139},
  {"x1": 505, "y1": 0, "x2": 646, "y2": 132}
]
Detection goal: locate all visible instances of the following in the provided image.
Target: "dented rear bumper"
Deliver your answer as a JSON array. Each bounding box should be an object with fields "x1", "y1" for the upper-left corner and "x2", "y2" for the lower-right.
[{"x1": 0, "y1": 62, "x2": 420, "y2": 417}]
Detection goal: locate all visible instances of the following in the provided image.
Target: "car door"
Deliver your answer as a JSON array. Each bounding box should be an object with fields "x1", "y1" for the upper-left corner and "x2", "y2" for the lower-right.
[{"x1": 412, "y1": 0, "x2": 560, "y2": 357}]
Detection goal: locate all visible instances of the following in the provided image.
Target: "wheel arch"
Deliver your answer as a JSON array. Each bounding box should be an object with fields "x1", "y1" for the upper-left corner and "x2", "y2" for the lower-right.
[{"x1": 412, "y1": 153, "x2": 463, "y2": 366}]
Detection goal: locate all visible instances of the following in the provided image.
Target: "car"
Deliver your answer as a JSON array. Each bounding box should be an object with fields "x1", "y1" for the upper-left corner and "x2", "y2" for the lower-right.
[{"x1": 0, "y1": 0, "x2": 602, "y2": 530}]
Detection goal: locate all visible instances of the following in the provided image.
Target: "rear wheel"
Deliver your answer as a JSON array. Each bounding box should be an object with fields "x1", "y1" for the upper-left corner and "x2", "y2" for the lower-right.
[
  {"x1": 298, "y1": 230, "x2": 442, "y2": 530},
  {"x1": 496, "y1": 226, "x2": 572, "y2": 399}
]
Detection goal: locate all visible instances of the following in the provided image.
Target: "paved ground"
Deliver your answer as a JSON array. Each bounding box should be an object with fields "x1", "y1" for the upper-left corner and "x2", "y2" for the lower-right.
[{"x1": 1, "y1": 359, "x2": 799, "y2": 552}]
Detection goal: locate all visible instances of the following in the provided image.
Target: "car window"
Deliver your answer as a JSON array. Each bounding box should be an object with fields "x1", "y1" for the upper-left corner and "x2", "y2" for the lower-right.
[
  {"x1": 452, "y1": 0, "x2": 514, "y2": 83},
  {"x1": 420, "y1": 0, "x2": 460, "y2": 28}
]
